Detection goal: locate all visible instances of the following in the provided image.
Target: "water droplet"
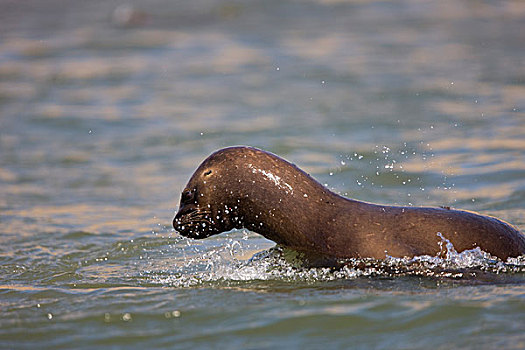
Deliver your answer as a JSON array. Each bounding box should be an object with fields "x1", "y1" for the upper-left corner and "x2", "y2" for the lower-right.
[{"x1": 122, "y1": 313, "x2": 132, "y2": 322}]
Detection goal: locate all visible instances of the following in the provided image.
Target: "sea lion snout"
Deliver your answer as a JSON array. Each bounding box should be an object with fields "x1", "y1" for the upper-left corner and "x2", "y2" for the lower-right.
[
  {"x1": 173, "y1": 205, "x2": 192, "y2": 228},
  {"x1": 173, "y1": 205, "x2": 198, "y2": 235},
  {"x1": 173, "y1": 198, "x2": 219, "y2": 239},
  {"x1": 173, "y1": 186, "x2": 202, "y2": 236}
]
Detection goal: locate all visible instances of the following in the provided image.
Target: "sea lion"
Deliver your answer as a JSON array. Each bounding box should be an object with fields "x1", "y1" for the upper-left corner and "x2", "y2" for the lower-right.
[{"x1": 173, "y1": 146, "x2": 525, "y2": 262}]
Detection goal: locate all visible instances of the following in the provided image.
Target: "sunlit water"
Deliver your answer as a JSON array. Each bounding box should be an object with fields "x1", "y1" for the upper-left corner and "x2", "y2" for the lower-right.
[{"x1": 1, "y1": 0, "x2": 525, "y2": 349}]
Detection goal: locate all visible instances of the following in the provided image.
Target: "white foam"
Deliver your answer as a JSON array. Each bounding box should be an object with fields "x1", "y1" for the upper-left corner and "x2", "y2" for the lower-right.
[{"x1": 144, "y1": 232, "x2": 525, "y2": 288}]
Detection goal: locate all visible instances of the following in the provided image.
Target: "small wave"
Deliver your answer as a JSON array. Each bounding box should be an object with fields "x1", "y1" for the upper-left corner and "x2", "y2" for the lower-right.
[{"x1": 143, "y1": 232, "x2": 525, "y2": 288}]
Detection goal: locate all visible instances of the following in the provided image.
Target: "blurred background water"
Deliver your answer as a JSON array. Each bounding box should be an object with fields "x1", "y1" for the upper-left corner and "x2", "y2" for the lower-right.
[{"x1": 1, "y1": 0, "x2": 525, "y2": 349}]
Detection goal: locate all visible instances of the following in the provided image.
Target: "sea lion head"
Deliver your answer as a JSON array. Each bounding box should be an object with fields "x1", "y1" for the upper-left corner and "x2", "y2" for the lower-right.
[
  {"x1": 173, "y1": 147, "x2": 253, "y2": 239},
  {"x1": 173, "y1": 146, "x2": 319, "y2": 242}
]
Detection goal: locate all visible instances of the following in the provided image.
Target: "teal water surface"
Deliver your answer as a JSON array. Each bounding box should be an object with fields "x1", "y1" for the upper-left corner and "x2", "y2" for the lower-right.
[{"x1": 1, "y1": 0, "x2": 525, "y2": 349}]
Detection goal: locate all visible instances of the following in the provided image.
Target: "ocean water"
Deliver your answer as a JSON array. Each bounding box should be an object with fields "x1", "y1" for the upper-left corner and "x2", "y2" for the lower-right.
[{"x1": 1, "y1": 0, "x2": 525, "y2": 349}]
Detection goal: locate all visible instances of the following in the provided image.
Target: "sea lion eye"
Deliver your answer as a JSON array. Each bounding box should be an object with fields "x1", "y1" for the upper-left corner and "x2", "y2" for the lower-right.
[
  {"x1": 204, "y1": 169, "x2": 212, "y2": 176},
  {"x1": 181, "y1": 188, "x2": 196, "y2": 203}
]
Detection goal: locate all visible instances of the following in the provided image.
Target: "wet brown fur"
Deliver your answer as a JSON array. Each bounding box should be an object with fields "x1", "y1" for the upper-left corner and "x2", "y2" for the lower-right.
[{"x1": 173, "y1": 146, "x2": 525, "y2": 261}]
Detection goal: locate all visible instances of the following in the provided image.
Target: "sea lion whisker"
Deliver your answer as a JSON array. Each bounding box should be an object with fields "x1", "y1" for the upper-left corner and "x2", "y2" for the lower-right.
[
  {"x1": 187, "y1": 212, "x2": 213, "y2": 223},
  {"x1": 177, "y1": 211, "x2": 214, "y2": 227}
]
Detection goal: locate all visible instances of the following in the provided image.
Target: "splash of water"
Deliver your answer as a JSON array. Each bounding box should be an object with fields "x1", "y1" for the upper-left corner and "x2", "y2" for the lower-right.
[{"x1": 143, "y1": 232, "x2": 525, "y2": 288}]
